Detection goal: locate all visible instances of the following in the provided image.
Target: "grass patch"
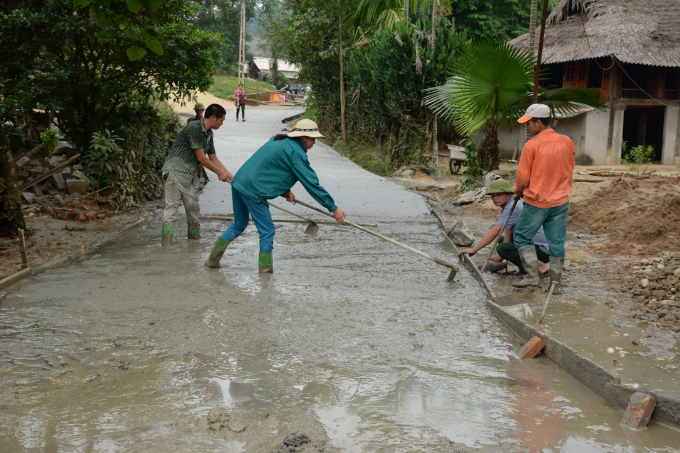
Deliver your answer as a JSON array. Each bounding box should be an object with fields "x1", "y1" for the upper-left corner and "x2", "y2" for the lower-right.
[
  {"x1": 332, "y1": 140, "x2": 395, "y2": 176},
  {"x1": 208, "y1": 75, "x2": 275, "y2": 100}
]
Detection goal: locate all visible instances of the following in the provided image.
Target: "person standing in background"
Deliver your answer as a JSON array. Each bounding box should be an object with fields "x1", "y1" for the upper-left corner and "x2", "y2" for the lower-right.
[{"x1": 234, "y1": 84, "x2": 247, "y2": 122}]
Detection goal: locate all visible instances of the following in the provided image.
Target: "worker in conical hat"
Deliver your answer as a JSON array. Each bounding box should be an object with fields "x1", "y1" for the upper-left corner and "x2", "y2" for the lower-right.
[{"x1": 204, "y1": 119, "x2": 346, "y2": 273}]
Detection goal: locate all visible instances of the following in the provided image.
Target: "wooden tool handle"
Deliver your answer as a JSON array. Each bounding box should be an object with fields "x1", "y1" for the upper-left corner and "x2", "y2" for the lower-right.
[{"x1": 294, "y1": 199, "x2": 459, "y2": 272}]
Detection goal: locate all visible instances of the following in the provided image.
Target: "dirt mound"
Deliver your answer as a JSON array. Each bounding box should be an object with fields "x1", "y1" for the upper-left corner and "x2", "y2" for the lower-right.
[{"x1": 568, "y1": 176, "x2": 680, "y2": 251}]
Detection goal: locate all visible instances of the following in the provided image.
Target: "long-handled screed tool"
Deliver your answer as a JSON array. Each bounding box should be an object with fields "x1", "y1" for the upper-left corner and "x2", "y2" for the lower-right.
[
  {"x1": 293, "y1": 198, "x2": 459, "y2": 281},
  {"x1": 539, "y1": 281, "x2": 558, "y2": 324},
  {"x1": 267, "y1": 201, "x2": 319, "y2": 235},
  {"x1": 480, "y1": 194, "x2": 520, "y2": 274}
]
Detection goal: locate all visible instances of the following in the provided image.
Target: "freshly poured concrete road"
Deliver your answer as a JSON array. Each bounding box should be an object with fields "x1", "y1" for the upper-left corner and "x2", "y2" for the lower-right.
[
  {"x1": 2, "y1": 109, "x2": 680, "y2": 452},
  {"x1": 198, "y1": 109, "x2": 428, "y2": 219}
]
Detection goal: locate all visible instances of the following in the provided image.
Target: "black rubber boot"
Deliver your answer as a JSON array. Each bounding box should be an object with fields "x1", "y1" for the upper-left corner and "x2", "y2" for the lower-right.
[
  {"x1": 204, "y1": 238, "x2": 230, "y2": 268},
  {"x1": 512, "y1": 245, "x2": 541, "y2": 288},
  {"x1": 549, "y1": 256, "x2": 564, "y2": 294}
]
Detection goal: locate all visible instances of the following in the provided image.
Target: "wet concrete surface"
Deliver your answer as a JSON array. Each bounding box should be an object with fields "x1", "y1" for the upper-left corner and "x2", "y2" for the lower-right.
[{"x1": 2, "y1": 110, "x2": 680, "y2": 452}]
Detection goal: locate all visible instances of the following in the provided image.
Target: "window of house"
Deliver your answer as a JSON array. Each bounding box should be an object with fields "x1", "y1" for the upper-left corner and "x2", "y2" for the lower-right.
[
  {"x1": 578, "y1": 62, "x2": 588, "y2": 82},
  {"x1": 565, "y1": 62, "x2": 576, "y2": 82}
]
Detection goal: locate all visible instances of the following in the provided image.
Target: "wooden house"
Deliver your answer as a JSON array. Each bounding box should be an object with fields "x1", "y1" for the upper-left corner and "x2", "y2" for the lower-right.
[{"x1": 506, "y1": 0, "x2": 680, "y2": 165}]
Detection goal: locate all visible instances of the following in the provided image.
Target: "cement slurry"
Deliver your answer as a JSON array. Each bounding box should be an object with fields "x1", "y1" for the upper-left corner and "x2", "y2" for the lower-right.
[{"x1": 2, "y1": 109, "x2": 680, "y2": 452}]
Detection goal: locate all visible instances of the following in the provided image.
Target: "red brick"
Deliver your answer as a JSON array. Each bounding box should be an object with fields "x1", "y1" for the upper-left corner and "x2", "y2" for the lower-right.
[
  {"x1": 621, "y1": 392, "x2": 656, "y2": 429},
  {"x1": 85, "y1": 210, "x2": 97, "y2": 219},
  {"x1": 96, "y1": 213, "x2": 106, "y2": 219},
  {"x1": 77, "y1": 212, "x2": 86, "y2": 222},
  {"x1": 521, "y1": 336, "x2": 545, "y2": 358}
]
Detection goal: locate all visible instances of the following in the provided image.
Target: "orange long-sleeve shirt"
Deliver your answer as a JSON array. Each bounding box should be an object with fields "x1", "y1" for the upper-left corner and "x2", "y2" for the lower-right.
[{"x1": 513, "y1": 129, "x2": 575, "y2": 208}]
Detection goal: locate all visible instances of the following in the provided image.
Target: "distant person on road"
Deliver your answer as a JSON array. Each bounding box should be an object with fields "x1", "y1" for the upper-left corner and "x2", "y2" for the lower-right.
[
  {"x1": 187, "y1": 102, "x2": 205, "y2": 123},
  {"x1": 233, "y1": 84, "x2": 247, "y2": 122},
  {"x1": 458, "y1": 179, "x2": 550, "y2": 276},
  {"x1": 512, "y1": 103, "x2": 575, "y2": 293},
  {"x1": 204, "y1": 119, "x2": 346, "y2": 273},
  {"x1": 161, "y1": 104, "x2": 233, "y2": 246}
]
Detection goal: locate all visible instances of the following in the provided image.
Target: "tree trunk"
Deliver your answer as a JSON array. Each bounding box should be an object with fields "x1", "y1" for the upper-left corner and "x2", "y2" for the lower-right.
[
  {"x1": 480, "y1": 125, "x2": 500, "y2": 172},
  {"x1": 270, "y1": 48, "x2": 278, "y2": 88},
  {"x1": 403, "y1": 0, "x2": 409, "y2": 23},
  {"x1": 0, "y1": 125, "x2": 26, "y2": 238},
  {"x1": 529, "y1": 0, "x2": 538, "y2": 56},
  {"x1": 430, "y1": 0, "x2": 439, "y2": 178},
  {"x1": 339, "y1": 0, "x2": 347, "y2": 142}
]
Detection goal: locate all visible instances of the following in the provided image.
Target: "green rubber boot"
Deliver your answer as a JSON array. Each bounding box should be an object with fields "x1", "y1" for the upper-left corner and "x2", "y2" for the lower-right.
[
  {"x1": 161, "y1": 224, "x2": 174, "y2": 247},
  {"x1": 204, "y1": 238, "x2": 230, "y2": 268},
  {"x1": 549, "y1": 256, "x2": 564, "y2": 294},
  {"x1": 259, "y1": 252, "x2": 273, "y2": 274},
  {"x1": 188, "y1": 226, "x2": 201, "y2": 240},
  {"x1": 512, "y1": 245, "x2": 541, "y2": 288}
]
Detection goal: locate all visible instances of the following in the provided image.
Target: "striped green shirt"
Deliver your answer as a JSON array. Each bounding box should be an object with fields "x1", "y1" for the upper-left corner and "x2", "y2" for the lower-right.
[{"x1": 162, "y1": 119, "x2": 216, "y2": 187}]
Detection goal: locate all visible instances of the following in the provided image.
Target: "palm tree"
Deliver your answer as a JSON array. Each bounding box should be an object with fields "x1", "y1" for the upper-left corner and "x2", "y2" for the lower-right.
[
  {"x1": 424, "y1": 40, "x2": 606, "y2": 171},
  {"x1": 345, "y1": 0, "x2": 448, "y2": 31}
]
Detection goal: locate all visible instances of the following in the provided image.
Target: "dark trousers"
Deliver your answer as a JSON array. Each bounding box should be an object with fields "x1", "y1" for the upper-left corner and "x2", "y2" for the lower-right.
[
  {"x1": 497, "y1": 240, "x2": 549, "y2": 273},
  {"x1": 236, "y1": 104, "x2": 245, "y2": 119}
]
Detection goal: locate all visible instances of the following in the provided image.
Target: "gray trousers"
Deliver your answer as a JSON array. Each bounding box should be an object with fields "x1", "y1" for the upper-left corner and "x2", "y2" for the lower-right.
[{"x1": 162, "y1": 171, "x2": 200, "y2": 235}]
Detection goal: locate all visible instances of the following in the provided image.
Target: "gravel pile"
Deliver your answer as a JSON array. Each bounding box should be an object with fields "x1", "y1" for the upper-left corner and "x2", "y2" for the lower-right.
[{"x1": 619, "y1": 251, "x2": 680, "y2": 332}]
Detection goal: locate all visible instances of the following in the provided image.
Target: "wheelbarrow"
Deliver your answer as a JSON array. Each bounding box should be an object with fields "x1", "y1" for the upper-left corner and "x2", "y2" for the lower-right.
[{"x1": 447, "y1": 145, "x2": 466, "y2": 175}]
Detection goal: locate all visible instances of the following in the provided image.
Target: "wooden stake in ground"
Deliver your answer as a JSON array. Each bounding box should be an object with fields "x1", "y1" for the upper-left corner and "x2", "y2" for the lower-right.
[{"x1": 17, "y1": 228, "x2": 28, "y2": 269}]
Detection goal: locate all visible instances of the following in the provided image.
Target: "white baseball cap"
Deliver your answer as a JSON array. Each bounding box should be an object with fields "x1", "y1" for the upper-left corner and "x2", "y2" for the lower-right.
[{"x1": 518, "y1": 103, "x2": 551, "y2": 123}]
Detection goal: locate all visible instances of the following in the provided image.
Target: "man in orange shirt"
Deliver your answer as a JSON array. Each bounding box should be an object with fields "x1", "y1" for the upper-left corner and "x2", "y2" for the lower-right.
[{"x1": 513, "y1": 104, "x2": 575, "y2": 293}]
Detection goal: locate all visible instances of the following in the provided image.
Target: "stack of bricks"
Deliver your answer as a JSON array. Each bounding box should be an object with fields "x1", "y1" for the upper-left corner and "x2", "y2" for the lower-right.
[{"x1": 14, "y1": 155, "x2": 89, "y2": 196}]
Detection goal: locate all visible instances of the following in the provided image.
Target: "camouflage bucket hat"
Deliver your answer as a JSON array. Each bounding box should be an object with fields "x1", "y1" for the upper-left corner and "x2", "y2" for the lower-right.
[{"x1": 485, "y1": 179, "x2": 513, "y2": 195}]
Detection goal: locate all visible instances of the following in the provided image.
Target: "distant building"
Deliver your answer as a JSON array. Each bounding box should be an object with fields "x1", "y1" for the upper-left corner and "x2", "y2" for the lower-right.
[
  {"x1": 252, "y1": 58, "x2": 300, "y2": 79},
  {"x1": 506, "y1": 0, "x2": 680, "y2": 165}
]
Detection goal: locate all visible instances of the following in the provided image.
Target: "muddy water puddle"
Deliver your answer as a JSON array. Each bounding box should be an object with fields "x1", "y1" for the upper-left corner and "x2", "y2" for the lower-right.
[{"x1": 2, "y1": 216, "x2": 680, "y2": 452}]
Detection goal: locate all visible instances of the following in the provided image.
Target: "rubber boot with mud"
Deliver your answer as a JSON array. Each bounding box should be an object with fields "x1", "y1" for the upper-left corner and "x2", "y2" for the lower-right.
[
  {"x1": 512, "y1": 245, "x2": 541, "y2": 288},
  {"x1": 258, "y1": 252, "x2": 273, "y2": 274},
  {"x1": 161, "y1": 224, "x2": 174, "y2": 247},
  {"x1": 549, "y1": 256, "x2": 564, "y2": 294},
  {"x1": 188, "y1": 226, "x2": 201, "y2": 240},
  {"x1": 204, "y1": 238, "x2": 230, "y2": 268}
]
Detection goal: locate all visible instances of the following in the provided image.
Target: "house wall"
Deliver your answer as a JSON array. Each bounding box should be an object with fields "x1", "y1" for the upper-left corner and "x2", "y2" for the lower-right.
[
  {"x1": 662, "y1": 105, "x2": 680, "y2": 165},
  {"x1": 582, "y1": 109, "x2": 611, "y2": 164},
  {"x1": 611, "y1": 109, "x2": 625, "y2": 164},
  {"x1": 553, "y1": 114, "x2": 588, "y2": 163}
]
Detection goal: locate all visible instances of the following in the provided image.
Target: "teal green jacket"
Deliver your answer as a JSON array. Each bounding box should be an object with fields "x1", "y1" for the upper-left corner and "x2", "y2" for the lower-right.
[{"x1": 232, "y1": 137, "x2": 338, "y2": 212}]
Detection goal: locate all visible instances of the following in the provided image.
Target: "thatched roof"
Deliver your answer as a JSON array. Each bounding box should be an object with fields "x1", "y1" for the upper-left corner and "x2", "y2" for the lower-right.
[{"x1": 509, "y1": 0, "x2": 680, "y2": 67}]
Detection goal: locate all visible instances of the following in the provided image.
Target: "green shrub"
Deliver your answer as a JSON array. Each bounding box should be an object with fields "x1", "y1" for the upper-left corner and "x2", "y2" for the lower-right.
[
  {"x1": 84, "y1": 98, "x2": 183, "y2": 207},
  {"x1": 620, "y1": 140, "x2": 655, "y2": 175},
  {"x1": 39, "y1": 130, "x2": 59, "y2": 155}
]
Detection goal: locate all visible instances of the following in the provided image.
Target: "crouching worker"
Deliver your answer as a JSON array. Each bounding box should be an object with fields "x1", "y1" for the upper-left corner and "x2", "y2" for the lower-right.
[
  {"x1": 161, "y1": 104, "x2": 233, "y2": 246},
  {"x1": 458, "y1": 179, "x2": 550, "y2": 276},
  {"x1": 204, "y1": 119, "x2": 346, "y2": 273}
]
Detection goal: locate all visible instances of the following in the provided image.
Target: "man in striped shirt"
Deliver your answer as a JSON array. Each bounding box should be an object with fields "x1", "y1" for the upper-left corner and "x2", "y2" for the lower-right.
[{"x1": 161, "y1": 104, "x2": 233, "y2": 246}]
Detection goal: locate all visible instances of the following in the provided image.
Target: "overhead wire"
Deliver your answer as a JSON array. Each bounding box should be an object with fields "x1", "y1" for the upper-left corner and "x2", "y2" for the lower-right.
[{"x1": 578, "y1": 9, "x2": 670, "y2": 106}]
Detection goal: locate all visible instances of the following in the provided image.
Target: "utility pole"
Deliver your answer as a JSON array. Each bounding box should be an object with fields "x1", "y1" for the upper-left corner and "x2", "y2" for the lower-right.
[
  {"x1": 431, "y1": 0, "x2": 439, "y2": 178},
  {"x1": 238, "y1": 0, "x2": 247, "y2": 86},
  {"x1": 532, "y1": 0, "x2": 549, "y2": 104},
  {"x1": 339, "y1": 0, "x2": 347, "y2": 142}
]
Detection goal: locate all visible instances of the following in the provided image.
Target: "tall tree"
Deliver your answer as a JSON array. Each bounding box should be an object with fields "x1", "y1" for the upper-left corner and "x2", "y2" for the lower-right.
[
  {"x1": 0, "y1": 126, "x2": 25, "y2": 238},
  {"x1": 0, "y1": 0, "x2": 225, "y2": 152}
]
